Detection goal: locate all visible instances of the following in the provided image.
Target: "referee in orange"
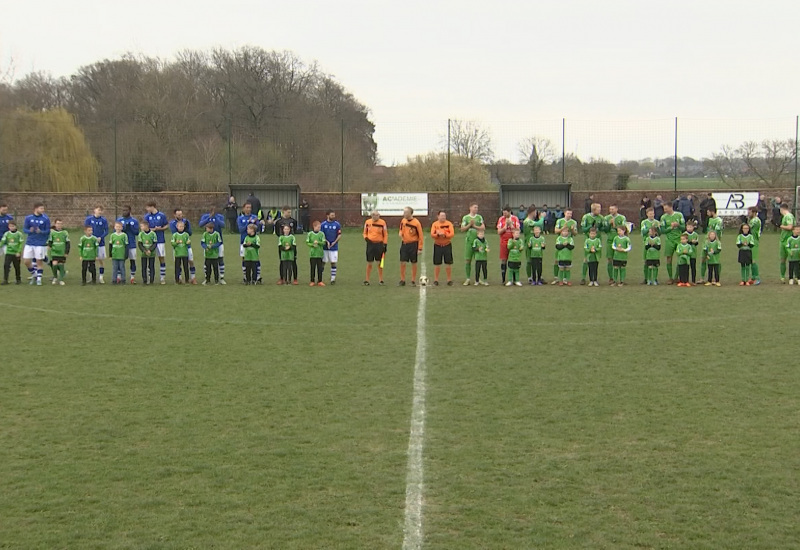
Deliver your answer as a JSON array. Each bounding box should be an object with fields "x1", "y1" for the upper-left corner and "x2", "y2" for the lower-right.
[
  {"x1": 398, "y1": 206, "x2": 424, "y2": 286},
  {"x1": 430, "y1": 210, "x2": 455, "y2": 286},
  {"x1": 363, "y1": 210, "x2": 388, "y2": 285}
]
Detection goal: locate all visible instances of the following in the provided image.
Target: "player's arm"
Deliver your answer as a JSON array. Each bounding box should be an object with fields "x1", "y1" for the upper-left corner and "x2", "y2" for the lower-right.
[
  {"x1": 416, "y1": 221, "x2": 424, "y2": 250},
  {"x1": 780, "y1": 218, "x2": 794, "y2": 231},
  {"x1": 566, "y1": 238, "x2": 575, "y2": 250},
  {"x1": 330, "y1": 229, "x2": 342, "y2": 247},
  {"x1": 382, "y1": 223, "x2": 388, "y2": 245},
  {"x1": 430, "y1": 222, "x2": 438, "y2": 239},
  {"x1": 496, "y1": 218, "x2": 505, "y2": 235},
  {"x1": 460, "y1": 216, "x2": 469, "y2": 232}
]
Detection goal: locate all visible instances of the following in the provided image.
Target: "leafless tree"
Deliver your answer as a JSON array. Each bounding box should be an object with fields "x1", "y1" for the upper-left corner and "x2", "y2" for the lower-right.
[
  {"x1": 518, "y1": 136, "x2": 555, "y2": 183},
  {"x1": 447, "y1": 120, "x2": 494, "y2": 163},
  {"x1": 738, "y1": 139, "x2": 796, "y2": 187}
]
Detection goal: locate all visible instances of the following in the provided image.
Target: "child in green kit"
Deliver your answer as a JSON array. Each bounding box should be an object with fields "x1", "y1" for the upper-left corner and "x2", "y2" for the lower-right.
[
  {"x1": 786, "y1": 226, "x2": 800, "y2": 284},
  {"x1": 201, "y1": 222, "x2": 223, "y2": 285},
  {"x1": 1, "y1": 220, "x2": 24, "y2": 284},
  {"x1": 170, "y1": 220, "x2": 192, "y2": 284},
  {"x1": 703, "y1": 230, "x2": 722, "y2": 286},
  {"x1": 684, "y1": 220, "x2": 700, "y2": 284},
  {"x1": 306, "y1": 220, "x2": 326, "y2": 286},
  {"x1": 137, "y1": 220, "x2": 158, "y2": 284},
  {"x1": 472, "y1": 229, "x2": 489, "y2": 285},
  {"x1": 278, "y1": 224, "x2": 297, "y2": 284},
  {"x1": 611, "y1": 226, "x2": 632, "y2": 286},
  {"x1": 78, "y1": 225, "x2": 99, "y2": 285},
  {"x1": 583, "y1": 226, "x2": 602, "y2": 287},
  {"x1": 736, "y1": 223, "x2": 756, "y2": 286},
  {"x1": 675, "y1": 234, "x2": 692, "y2": 286},
  {"x1": 47, "y1": 219, "x2": 70, "y2": 285},
  {"x1": 242, "y1": 224, "x2": 261, "y2": 284},
  {"x1": 505, "y1": 228, "x2": 524, "y2": 286},
  {"x1": 555, "y1": 226, "x2": 575, "y2": 286},
  {"x1": 644, "y1": 226, "x2": 661, "y2": 285},
  {"x1": 527, "y1": 225, "x2": 546, "y2": 285},
  {"x1": 639, "y1": 207, "x2": 660, "y2": 284},
  {"x1": 108, "y1": 221, "x2": 129, "y2": 284}
]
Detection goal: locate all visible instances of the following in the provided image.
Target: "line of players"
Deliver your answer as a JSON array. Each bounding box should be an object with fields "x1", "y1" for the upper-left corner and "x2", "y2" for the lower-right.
[{"x1": 0, "y1": 202, "x2": 344, "y2": 286}]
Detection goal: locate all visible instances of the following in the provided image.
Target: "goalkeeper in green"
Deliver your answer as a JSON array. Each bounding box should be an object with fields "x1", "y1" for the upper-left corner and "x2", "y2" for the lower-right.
[{"x1": 660, "y1": 202, "x2": 685, "y2": 284}]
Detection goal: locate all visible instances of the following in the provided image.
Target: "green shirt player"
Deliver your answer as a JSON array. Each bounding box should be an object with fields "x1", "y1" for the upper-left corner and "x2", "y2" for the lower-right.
[
  {"x1": 554, "y1": 227, "x2": 576, "y2": 286},
  {"x1": 0, "y1": 221, "x2": 24, "y2": 284},
  {"x1": 644, "y1": 228, "x2": 662, "y2": 285},
  {"x1": 786, "y1": 227, "x2": 800, "y2": 284},
  {"x1": 108, "y1": 231, "x2": 128, "y2": 260},
  {"x1": 747, "y1": 206, "x2": 762, "y2": 284},
  {"x1": 583, "y1": 227, "x2": 602, "y2": 286},
  {"x1": 659, "y1": 202, "x2": 685, "y2": 284},
  {"x1": 78, "y1": 227, "x2": 100, "y2": 284},
  {"x1": 521, "y1": 206, "x2": 539, "y2": 282},
  {"x1": 471, "y1": 230, "x2": 490, "y2": 285},
  {"x1": 603, "y1": 205, "x2": 627, "y2": 284},
  {"x1": 610, "y1": 227, "x2": 632, "y2": 286},
  {"x1": 684, "y1": 221, "x2": 700, "y2": 284},
  {"x1": 460, "y1": 203, "x2": 485, "y2": 285},
  {"x1": 505, "y1": 229, "x2": 524, "y2": 286},
  {"x1": 706, "y1": 208, "x2": 723, "y2": 238},
  {"x1": 778, "y1": 203, "x2": 796, "y2": 282},
  {"x1": 580, "y1": 203, "x2": 604, "y2": 284},
  {"x1": 47, "y1": 219, "x2": 70, "y2": 284},
  {"x1": 703, "y1": 231, "x2": 722, "y2": 286},
  {"x1": 639, "y1": 207, "x2": 660, "y2": 284},
  {"x1": 527, "y1": 226, "x2": 546, "y2": 285},
  {"x1": 552, "y1": 209, "x2": 578, "y2": 283},
  {"x1": 675, "y1": 235, "x2": 692, "y2": 286}
]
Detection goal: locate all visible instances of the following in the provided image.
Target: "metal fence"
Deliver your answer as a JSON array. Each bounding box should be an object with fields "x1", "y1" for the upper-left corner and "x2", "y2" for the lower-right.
[{"x1": 1, "y1": 114, "x2": 798, "y2": 194}]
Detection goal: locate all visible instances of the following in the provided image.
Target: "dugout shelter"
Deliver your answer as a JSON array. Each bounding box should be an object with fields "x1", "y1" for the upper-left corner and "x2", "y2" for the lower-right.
[
  {"x1": 499, "y1": 183, "x2": 572, "y2": 210},
  {"x1": 229, "y1": 183, "x2": 300, "y2": 221}
]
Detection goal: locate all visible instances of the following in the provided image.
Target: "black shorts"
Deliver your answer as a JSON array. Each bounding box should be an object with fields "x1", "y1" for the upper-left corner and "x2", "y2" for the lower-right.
[
  {"x1": 507, "y1": 261, "x2": 521, "y2": 269},
  {"x1": 738, "y1": 249, "x2": 753, "y2": 265},
  {"x1": 557, "y1": 260, "x2": 572, "y2": 268},
  {"x1": 51, "y1": 256, "x2": 67, "y2": 264},
  {"x1": 366, "y1": 242, "x2": 384, "y2": 263},
  {"x1": 433, "y1": 244, "x2": 453, "y2": 265},
  {"x1": 613, "y1": 259, "x2": 627, "y2": 267},
  {"x1": 400, "y1": 242, "x2": 418, "y2": 263},
  {"x1": 645, "y1": 259, "x2": 660, "y2": 267}
]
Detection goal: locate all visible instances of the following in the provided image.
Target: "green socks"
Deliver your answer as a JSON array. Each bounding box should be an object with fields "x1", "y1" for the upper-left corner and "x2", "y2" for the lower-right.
[
  {"x1": 607, "y1": 261, "x2": 613, "y2": 280},
  {"x1": 666, "y1": 262, "x2": 673, "y2": 280},
  {"x1": 752, "y1": 263, "x2": 759, "y2": 279},
  {"x1": 526, "y1": 260, "x2": 532, "y2": 278},
  {"x1": 564, "y1": 269, "x2": 571, "y2": 282},
  {"x1": 465, "y1": 263, "x2": 471, "y2": 278},
  {"x1": 701, "y1": 261, "x2": 707, "y2": 278},
  {"x1": 510, "y1": 268, "x2": 519, "y2": 282},
  {"x1": 554, "y1": 263, "x2": 560, "y2": 278},
  {"x1": 58, "y1": 264, "x2": 66, "y2": 281},
  {"x1": 582, "y1": 262, "x2": 588, "y2": 279},
  {"x1": 781, "y1": 262, "x2": 786, "y2": 278}
]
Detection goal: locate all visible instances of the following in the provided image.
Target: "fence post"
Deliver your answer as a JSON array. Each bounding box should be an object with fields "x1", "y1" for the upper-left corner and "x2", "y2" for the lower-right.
[
  {"x1": 673, "y1": 117, "x2": 678, "y2": 193},
  {"x1": 447, "y1": 119, "x2": 451, "y2": 212},
  {"x1": 341, "y1": 119, "x2": 345, "y2": 212},
  {"x1": 562, "y1": 118, "x2": 566, "y2": 183},
  {"x1": 113, "y1": 119, "x2": 118, "y2": 217},
  {"x1": 794, "y1": 115, "x2": 798, "y2": 189},
  {"x1": 227, "y1": 117, "x2": 233, "y2": 188}
]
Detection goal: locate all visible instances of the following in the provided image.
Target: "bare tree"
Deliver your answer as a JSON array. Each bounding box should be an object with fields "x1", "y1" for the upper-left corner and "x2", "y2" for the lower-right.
[
  {"x1": 518, "y1": 136, "x2": 555, "y2": 183},
  {"x1": 738, "y1": 139, "x2": 796, "y2": 187},
  {"x1": 447, "y1": 120, "x2": 494, "y2": 163},
  {"x1": 703, "y1": 144, "x2": 745, "y2": 186}
]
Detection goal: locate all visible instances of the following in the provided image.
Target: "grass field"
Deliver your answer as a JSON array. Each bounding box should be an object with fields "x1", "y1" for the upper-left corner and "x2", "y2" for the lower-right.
[{"x1": 1, "y1": 228, "x2": 799, "y2": 549}]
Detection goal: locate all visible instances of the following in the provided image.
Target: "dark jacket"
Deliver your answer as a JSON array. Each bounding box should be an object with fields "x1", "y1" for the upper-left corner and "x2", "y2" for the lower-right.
[
  {"x1": 275, "y1": 216, "x2": 298, "y2": 236},
  {"x1": 246, "y1": 194, "x2": 262, "y2": 218}
]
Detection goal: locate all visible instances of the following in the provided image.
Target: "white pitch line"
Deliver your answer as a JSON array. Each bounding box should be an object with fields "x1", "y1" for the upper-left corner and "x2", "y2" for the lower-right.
[{"x1": 403, "y1": 263, "x2": 428, "y2": 550}]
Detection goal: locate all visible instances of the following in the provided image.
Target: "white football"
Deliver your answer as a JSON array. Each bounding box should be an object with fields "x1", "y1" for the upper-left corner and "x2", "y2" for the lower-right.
[{"x1": 419, "y1": 276, "x2": 428, "y2": 286}]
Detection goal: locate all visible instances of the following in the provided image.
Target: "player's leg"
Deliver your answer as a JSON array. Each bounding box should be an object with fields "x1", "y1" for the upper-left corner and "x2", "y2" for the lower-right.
[
  {"x1": 464, "y1": 241, "x2": 473, "y2": 284},
  {"x1": 2, "y1": 255, "x2": 10, "y2": 283},
  {"x1": 218, "y1": 245, "x2": 225, "y2": 280},
  {"x1": 526, "y1": 251, "x2": 533, "y2": 282},
  {"x1": 689, "y1": 258, "x2": 696, "y2": 284},
  {"x1": 89, "y1": 260, "x2": 97, "y2": 283},
  {"x1": 187, "y1": 247, "x2": 196, "y2": 281},
  {"x1": 157, "y1": 244, "x2": 166, "y2": 283},
  {"x1": 564, "y1": 263, "x2": 572, "y2": 284},
  {"x1": 411, "y1": 256, "x2": 418, "y2": 284},
  {"x1": 581, "y1": 256, "x2": 588, "y2": 285},
  {"x1": 96, "y1": 247, "x2": 105, "y2": 283},
  {"x1": 12, "y1": 255, "x2": 21, "y2": 283},
  {"x1": 606, "y1": 243, "x2": 614, "y2": 282},
  {"x1": 780, "y1": 243, "x2": 788, "y2": 281},
  {"x1": 620, "y1": 261, "x2": 627, "y2": 284},
  {"x1": 213, "y1": 258, "x2": 220, "y2": 282},
  {"x1": 205, "y1": 258, "x2": 212, "y2": 283},
  {"x1": 751, "y1": 245, "x2": 759, "y2": 282},
  {"x1": 433, "y1": 248, "x2": 440, "y2": 283}
]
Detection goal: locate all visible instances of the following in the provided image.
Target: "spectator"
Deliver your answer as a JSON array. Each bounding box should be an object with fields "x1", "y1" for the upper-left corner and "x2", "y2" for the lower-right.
[
  {"x1": 299, "y1": 198, "x2": 310, "y2": 233},
  {"x1": 224, "y1": 196, "x2": 238, "y2": 233},
  {"x1": 653, "y1": 194, "x2": 665, "y2": 220},
  {"x1": 639, "y1": 195, "x2": 652, "y2": 221},
  {"x1": 757, "y1": 194, "x2": 768, "y2": 229},
  {"x1": 554, "y1": 205, "x2": 564, "y2": 222},
  {"x1": 675, "y1": 194, "x2": 693, "y2": 225},
  {"x1": 771, "y1": 196, "x2": 783, "y2": 230},
  {"x1": 246, "y1": 192, "x2": 262, "y2": 221},
  {"x1": 585, "y1": 194, "x2": 595, "y2": 214},
  {"x1": 698, "y1": 193, "x2": 715, "y2": 233},
  {"x1": 517, "y1": 204, "x2": 527, "y2": 222}
]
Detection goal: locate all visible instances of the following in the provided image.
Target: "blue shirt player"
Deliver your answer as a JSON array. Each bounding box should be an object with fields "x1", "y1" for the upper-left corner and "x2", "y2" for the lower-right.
[
  {"x1": 0, "y1": 203, "x2": 13, "y2": 250},
  {"x1": 84, "y1": 205, "x2": 109, "y2": 283},
  {"x1": 169, "y1": 208, "x2": 197, "y2": 283},
  {"x1": 144, "y1": 201, "x2": 169, "y2": 284},
  {"x1": 320, "y1": 210, "x2": 342, "y2": 285},
  {"x1": 117, "y1": 205, "x2": 140, "y2": 283},
  {"x1": 23, "y1": 202, "x2": 51, "y2": 285},
  {"x1": 237, "y1": 202, "x2": 261, "y2": 283},
  {"x1": 199, "y1": 207, "x2": 227, "y2": 282}
]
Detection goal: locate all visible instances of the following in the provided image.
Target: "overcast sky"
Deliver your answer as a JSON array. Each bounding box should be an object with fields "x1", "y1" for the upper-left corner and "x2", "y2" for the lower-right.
[{"x1": 2, "y1": 0, "x2": 798, "y2": 163}]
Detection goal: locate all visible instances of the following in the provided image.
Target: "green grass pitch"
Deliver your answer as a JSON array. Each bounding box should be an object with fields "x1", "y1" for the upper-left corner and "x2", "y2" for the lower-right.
[{"x1": 1, "y1": 228, "x2": 799, "y2": 548}]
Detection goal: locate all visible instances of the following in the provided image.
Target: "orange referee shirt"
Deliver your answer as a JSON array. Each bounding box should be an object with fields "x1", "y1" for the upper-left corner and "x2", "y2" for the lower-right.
[
  {"x1": 363, "y1": 218, "x2": 388, "y2": 244},
  {"x1": 430, "y1": 220, "x2": 454, "y2": 246},
  {"x1": 399, "y1": 217, "x2": 424, "y2": 251}
]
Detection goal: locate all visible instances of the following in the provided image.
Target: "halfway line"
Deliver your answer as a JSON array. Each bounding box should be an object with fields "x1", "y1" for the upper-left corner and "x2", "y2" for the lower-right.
[{"x1": 403, "y1": 263, "x2": 428, "y2": 550}]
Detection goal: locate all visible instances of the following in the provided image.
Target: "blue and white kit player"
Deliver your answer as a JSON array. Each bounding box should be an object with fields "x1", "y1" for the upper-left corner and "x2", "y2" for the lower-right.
[
  {"x1": 23, "y1": 202, "x2": 51, "y2": 286},
  {"x1": 117, "y1": 205, "x2": 140, "y2": 284},
  {"x1": 199, "y1": 207, "x2": 227, "y2": 284},
  {"x1": 320, "y1": 209, "x2": 342, "y2": 285},
  {"x1": 237, "y1": 202, "x2": 261, "y2": 284},
  {"x1": 169, "y1": 208, "x2": 197, "y2": 283},
  {"x1": 144, "y1": 201, "x2": 169, "y2": 284},
  {"x1": 84, "y1": 205, "x2": 109, "y2": 283}
]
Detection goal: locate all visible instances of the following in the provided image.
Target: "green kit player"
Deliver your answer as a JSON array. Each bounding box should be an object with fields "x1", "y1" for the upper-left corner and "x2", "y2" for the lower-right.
[
  {"x1": 703, "y1": 231, "x2": 722, "y2": 286},
  {"x1": 47, "y1": 219, "x2": 70, "y2": 285},
  {"x1": 78, "y1": 226, "x2": 100, "y2": 285},
  {"x1": 554, "y1": 226, "x2": 576, "y2": 286},
  {"x1": 471, "y1": 229, "x2": 489, "y2": 285},
  {"x1": 527, "y1": 225, "x2": 546, "y2": 285},
  {"x1": 747, "y1": 206, "x2": 762, "y2": 284},
  {"x1": 580, "y1": 202, "x2": 604, "y2": 284},
  {"x1": 108, "y1": 222, "x2": 129, "y2": 284},
  {"x1": 505, "y1": 228, "x2": 524, "y2": 286},
  {"x1": 639, "y1": 207, "x2": 660, "y2": 284},
  {"x1": 660, "y1": 202, "x2": 685, "y2": 284},
  {"x1": 786, "y1": 225, "x2": 800, "y2": 284},
  {"x1": 778, "y1": 203, "x2": 795, "y2": 282},
  {"x1": 137, "y1": 220, "x2": 158, "y2": 284},
  {"x1": 306, "y1": 220, "x2": 326, "y2": 286},
  {"x1": 1, "y1": 220, "x2": 24, "y2": 284},
  {"x1": 706, "y1": 208, "x2": 723, "y2": 238},
  {"x1": 604, "y1": 205, "x2": 627, "y2": 283},
  {"x1": 521, "y1": 206, "x2": 539, "y2": 282},
  {"x1": 171, "y1": 220, "x2": 192, "y2": 284},
  {"x1": 736, "y1": 223, "x2": 756, "y2": 285},
  {"x1": 611, "y1": 226, "x2": 632, "y2": 286},
  {"x1": 583, "y1": 226, "x2": 602, "y2": 286},
  {"x1": 684, "y1": 221, "x2": 700, "y2": 284},
  {"x1": 643, "y1": 226, "x2": 661, "y2": 285},
  {"x1": 675, "y1": 234, "x2": 692, "y2": 286},
  {"x1": 278, "y1": 225, "x2": 297, "y2": 284},
  {"x1": 460, "y1": 203, "x2": 485, "y2": 285},
  {"x1": 242, "y1": 224, "x2": 261, "y2": 284},
  {"x1": 552, "y1": 209, "x2": 578, "y2": 283},
  {"x1": 201, "y1": 222, "x2": 223, "y2": 285}
]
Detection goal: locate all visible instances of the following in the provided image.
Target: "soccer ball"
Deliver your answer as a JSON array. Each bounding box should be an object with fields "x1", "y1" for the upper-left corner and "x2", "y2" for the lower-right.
[{"x1": 419, "y1": 276, "x2": 428, "y2": 286}]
